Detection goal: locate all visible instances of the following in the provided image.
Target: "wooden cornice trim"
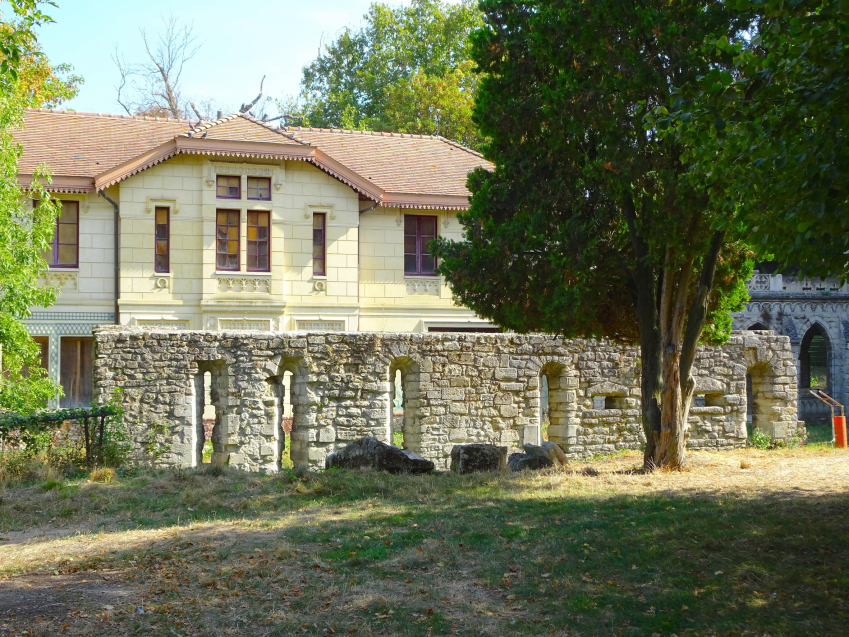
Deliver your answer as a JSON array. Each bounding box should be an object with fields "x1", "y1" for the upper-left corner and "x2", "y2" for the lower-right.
[
  {"x1": 380, "y1": 192, "x2": 472, "y2": 210},
  {"x1": 95, "y1": 140, "x2": 179, "y2": 190},
  {"x1": 18, "y1": 175, "x2": 96, "y2": 193}
]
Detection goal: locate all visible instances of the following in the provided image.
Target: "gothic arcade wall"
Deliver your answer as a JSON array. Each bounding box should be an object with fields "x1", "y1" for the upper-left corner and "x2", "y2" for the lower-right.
[{"x1": 92, "y1": 328, "x2": 800, "y2": 472}]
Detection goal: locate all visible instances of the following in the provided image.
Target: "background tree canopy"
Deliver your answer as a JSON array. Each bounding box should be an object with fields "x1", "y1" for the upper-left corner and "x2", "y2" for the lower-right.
[
  {"x1": 667, "y1": 0, "x2": 848, "y2": 279},
  {"x1": 0, "y1": 0, "x2": 79, "y2": 412},
  {"x1": 295, "y1": 0, "x2": 484, "y2": 148}
]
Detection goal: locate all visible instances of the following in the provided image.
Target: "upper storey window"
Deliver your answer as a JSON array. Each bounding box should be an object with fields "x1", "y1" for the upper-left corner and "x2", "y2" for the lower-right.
[
  {"x1": 44, "y1": 200, "x2": 79, "y2": 268},
  {"x1": 216, "y1": 210, "x2": 240, "y2": 270},
  {"x1": 247, "y1": 176, "x2": 271, "y2": 201},
  {"x1": 247, "y1": 211, "x2": 270, "y2": 272},
  {"x1": 313, "y1": 213, "x2": 326, "y2": 276},
  {"x1": 404, "y1": 214, "x2": 437, "y2": 276},
  {"x1": 154, "y1": 207, "x2": 170, "y2": 273},
  {"x1": 216, "y1": 175, "x2": 240, "y2": 199}
]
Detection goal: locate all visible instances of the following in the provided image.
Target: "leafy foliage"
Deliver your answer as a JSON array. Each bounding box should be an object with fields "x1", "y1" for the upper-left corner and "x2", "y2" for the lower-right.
[
  {"x1": 435, "y1": 0, "x2": 754, "y2": 468},
  {"x1": 296, "y1": 0, "x2": 484, "y2": 147},
  {"x1": 0, "y1": 1, "x2": 79, "y2": 412},
  {"x1": 667, "y1": 0, "x2": 849, "y2": 278}
]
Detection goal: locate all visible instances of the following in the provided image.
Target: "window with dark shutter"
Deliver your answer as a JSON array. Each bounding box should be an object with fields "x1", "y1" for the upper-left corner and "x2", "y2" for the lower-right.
[{"x1": 404, "y1": 215, "x2": 437, "y2": 275}]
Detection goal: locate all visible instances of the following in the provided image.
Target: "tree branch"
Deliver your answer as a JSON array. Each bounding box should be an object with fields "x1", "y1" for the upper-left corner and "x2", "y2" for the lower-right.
[
  {"x1": 240, "y1": 75, "x2": 266, "y2": 113},
  {"x1": 679, "y1": 230, "x2": 726, "y2": 390}
]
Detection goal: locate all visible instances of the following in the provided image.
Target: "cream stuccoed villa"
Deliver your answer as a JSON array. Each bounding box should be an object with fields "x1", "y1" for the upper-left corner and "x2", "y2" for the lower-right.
[{"x1": 15, "y1": 109, "x2": 496, "y2": 407}]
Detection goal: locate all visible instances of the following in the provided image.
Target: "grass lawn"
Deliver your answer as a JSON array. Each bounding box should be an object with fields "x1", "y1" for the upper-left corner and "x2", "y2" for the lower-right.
[{"x1": 1, "y1": 446, "x2": 847, "y2": 636}]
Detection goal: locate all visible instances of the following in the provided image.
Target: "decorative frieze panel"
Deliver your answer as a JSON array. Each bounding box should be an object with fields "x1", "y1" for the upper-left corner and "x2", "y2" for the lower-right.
[
  {"x1": 44, "y1": 270, "x2": 78, "y2": 290},
  {"x1": 135, "y1": 319, "x2": 190, "y2": 331},
  {"x1": 405, "y1": 278, "x2": 440, "y2": 296},
  {"x1": 747, "y1": 273, "x2": 770, "y2": 291},
  {"x1": 295, "y1": 320, "x2": 345, "y2": 332},
  {"x1": 218, "y1": 318, "x2": 274, "y2": 331},
  {"x1": 216, "y1": 276, "x2": 271, "y2": 294}
]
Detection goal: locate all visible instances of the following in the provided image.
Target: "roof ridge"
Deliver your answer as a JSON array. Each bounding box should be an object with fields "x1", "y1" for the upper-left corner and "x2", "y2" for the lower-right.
[
  {"x1": 282, "y1": 125, "x2": 485, "y2": 157},
  {"x1": 25, "y1": 108, "x2": 194, "y2": 124},
  {"x1": 434, "y1": 135, "x2": 486, "y2": 159},
  {"x1": 178, "y1": 113, "x2": 312, "y2": 147},
  {"x1": 282, "y1": 126, "x2": 437, "y2": 140},
  {"x1": 178, "y1": 113, "x2": 241, "y2": 136},
  {"x1": 237, "y1": 113, "x2": 311, "y2": 147}
]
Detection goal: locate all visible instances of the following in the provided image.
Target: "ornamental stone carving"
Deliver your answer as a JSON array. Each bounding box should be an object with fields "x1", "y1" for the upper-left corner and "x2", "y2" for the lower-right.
[
  {"x1": 216, "y1": 276, "x2": 270, "y2": 294},
  {"x1": 219, "y1": 318, "x2": 273, "y2": 331},
  {"x1": 405, "y1": 278, "x2": 440, "y2": 296},
  {"x1": 45, "y1": 270, "x2": 77, "y2": 290}
]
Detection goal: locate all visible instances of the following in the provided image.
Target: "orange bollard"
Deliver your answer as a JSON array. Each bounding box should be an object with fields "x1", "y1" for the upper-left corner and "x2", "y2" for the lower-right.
[{"x1": 834, "y1": 416, "x2": 848, "y2": 448}]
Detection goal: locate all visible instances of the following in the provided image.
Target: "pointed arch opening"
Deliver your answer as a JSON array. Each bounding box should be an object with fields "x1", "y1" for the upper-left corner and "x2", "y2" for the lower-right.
[{"x1": 800, "y1": 324, "x2": 832, "y2": 426}]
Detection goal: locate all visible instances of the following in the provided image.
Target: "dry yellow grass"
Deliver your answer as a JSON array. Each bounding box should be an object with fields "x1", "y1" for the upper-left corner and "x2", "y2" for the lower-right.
[{"x1": 0, "y1": 447, "x2": 846, "y2": 636}]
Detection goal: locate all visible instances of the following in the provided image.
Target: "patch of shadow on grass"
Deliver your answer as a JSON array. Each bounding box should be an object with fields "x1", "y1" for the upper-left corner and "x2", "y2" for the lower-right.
[{"x1": 0, "y1": 569, "x2": 135, "y2": 622}]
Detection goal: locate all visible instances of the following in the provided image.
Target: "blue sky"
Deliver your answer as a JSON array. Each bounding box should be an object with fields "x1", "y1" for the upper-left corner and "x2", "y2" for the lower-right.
[{"x1": 27, "y1": 0, "x2": 461, "y2": 116}]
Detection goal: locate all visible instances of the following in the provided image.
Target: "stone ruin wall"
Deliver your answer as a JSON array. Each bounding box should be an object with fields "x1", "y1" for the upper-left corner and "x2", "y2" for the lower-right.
[{"x1": 92, "y1": 328, "x2": 801, "y2": 472}]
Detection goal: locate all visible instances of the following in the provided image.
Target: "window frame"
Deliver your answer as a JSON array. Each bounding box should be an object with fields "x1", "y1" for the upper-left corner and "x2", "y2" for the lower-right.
[
  {"x1": 404, "y1": 214, "x2": 438, "y2": 276},
  {"x1": 246, "y1": 210, "x2": 271, "y2": 272},
  {"x1": 44, "y1": 199, "x2": 80, "y2": 269},
  {"x1": 154, "y1": 206, "x2": 170, "y2": 273},
  {"x1": 215, "y1": 209, "x2": 241, "y2": 271},
  {"x1": 246, "y1": 176, "x2": 272, "y2": 201},
  {"x1": 216, "y1": 175, "x2": 241, "y2": 200},
  {"x1": 312, "y1": 212, "x2": 326, "y2": 277}
]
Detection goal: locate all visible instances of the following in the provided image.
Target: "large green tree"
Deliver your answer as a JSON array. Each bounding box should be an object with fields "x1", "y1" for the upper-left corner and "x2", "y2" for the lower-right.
[
  {"x1": 296, "y1": 0, "x2": 484, "y2": 147},
  {"x1": 0, "y1": 1, "x2": 80, "y2": 413},
  {"x1": 667, "y1": 0, "x2": 848, "y2": 278},
  {"x1": 435, "y1": 0, "x2": 753, "y2": 469}
]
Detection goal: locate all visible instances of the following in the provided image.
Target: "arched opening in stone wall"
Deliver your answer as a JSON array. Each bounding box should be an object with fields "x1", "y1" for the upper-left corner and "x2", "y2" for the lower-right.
[
  {"x1": 264, "y1": 376, "x2": 286, "y2": 471},
  {"x1": 279, "y1": 358, "x2": 309, "y2": 467},
  {"x1": 388, "y1": 357, "x2": 420, "y2": 451},
  {"x1": 538, "y1": 362, "x2": 567, "y2": 446},
  {"x1": 799, "y1": 324, "x2": 832, "y2": 426},
  {"x1": 195, "y1": 361, "x2": 230, "y2": 466},
  {"x1": 279, "y1": 370, "x2": 294, "y2": 467},
  {"x1": 747, "y1": 322, "x2": 768, "y2": 331},
  {"x1": 746, "y1": 361, "x2": 781, "y2": 439}
]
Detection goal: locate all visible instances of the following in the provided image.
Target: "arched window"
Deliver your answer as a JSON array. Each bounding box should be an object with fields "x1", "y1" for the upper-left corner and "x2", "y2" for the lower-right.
[
  {"x1": 800, "y1": 325, "x2": 830, "y2": 390},
  {"x1": 388, "y1": 357, "x2": 421, "y2": 452},
  {"x1": 747, "y1": 322, "x2": 768, "y2": 331}
]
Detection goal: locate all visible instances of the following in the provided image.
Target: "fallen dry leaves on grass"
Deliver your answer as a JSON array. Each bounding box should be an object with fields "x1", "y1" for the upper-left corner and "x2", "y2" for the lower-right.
[{"x1": 0, "y1": 446, "x2": 847, "y2": 636}]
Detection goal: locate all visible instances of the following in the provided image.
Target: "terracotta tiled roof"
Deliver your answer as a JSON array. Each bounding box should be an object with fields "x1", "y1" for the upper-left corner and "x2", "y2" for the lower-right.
[
  {"x1": 183, "y1": 114, "x2": 308, "y2": 146},
  {"x1": 14, "y1": 110, "x2": 490, "y2": 207},
  {"x1": 280, "y1": 127, "x2": 491, "y2": 197},
  {"x1": 16, "y1": 109, "x2": 189, "y2": 177}
]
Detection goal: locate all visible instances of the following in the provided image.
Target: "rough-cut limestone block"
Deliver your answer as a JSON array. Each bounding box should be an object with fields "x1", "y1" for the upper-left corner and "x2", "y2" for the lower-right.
[
  {"x1": 508, "y1": 452, "x2": 553, "y2": 472},
  {"x1": 325, "y1": 436, "x2": 434, "y2": 474},
  {"x1": 450, "y1": 444, "x2": 507, "y2": 474}
]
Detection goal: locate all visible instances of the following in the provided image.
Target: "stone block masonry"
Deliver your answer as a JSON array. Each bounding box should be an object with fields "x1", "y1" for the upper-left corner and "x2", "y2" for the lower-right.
[{"x1": 92, "y1": 328, "x2": 801, "y2": 472}]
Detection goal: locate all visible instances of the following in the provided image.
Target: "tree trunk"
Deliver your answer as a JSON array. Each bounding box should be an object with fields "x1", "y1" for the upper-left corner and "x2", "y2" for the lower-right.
[
  {"x1": 638, "y1": 324, "x2": 662, "y2": 465},
  {"x1": 622, "y1": 195, "x2": 663, "y2": 467},
  {"x1": 655, "y1": 346, "x2": 687, "y2": 468},
  {"x1": 650, "y1": 230, "x2": 725, "y2": 470}
]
